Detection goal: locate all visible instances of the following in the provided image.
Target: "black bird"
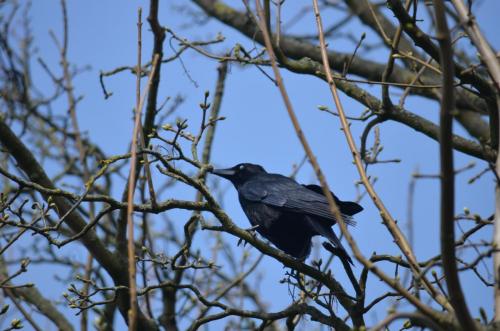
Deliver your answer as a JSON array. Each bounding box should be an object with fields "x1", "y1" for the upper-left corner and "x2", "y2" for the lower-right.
[{"x1": 211, "y1": 163, "x2": 363, "y2": 264}]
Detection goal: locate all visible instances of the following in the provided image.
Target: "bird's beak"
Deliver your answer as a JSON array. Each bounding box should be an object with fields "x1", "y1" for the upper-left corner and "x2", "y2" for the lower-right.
[{"x1": 211, "y1": 167, "x2": 235, "y2": 179}]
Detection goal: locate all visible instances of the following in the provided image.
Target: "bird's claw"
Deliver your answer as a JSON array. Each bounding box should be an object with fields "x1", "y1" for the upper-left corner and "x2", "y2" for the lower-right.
[{"x1": 237, "y1": 225, "x2": 260, "y2": 247}]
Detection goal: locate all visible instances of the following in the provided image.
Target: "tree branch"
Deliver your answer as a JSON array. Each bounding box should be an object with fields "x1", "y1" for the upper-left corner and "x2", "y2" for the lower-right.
[{"x1": 433, "y1": 1, "x2": 478, "y2": 330}]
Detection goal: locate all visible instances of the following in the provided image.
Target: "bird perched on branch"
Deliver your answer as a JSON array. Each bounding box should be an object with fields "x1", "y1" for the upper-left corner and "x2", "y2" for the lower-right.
[{"x1": 211, "y1": 163, "x2": 362, "y2": 265}]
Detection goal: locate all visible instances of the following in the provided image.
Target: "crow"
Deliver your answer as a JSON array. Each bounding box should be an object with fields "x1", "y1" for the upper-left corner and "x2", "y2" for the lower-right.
[{"x1": 211, "y1": 163, "x2": 362, "y2": 265}]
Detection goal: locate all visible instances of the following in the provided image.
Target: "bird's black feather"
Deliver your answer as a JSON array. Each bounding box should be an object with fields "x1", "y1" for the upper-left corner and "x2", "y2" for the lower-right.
[
  {"x1": 302, "y1": 184, "x2": 363, "y2": 216},
  {"x1": 212, "y1": 163, "x2": 362, "y2": 264}
]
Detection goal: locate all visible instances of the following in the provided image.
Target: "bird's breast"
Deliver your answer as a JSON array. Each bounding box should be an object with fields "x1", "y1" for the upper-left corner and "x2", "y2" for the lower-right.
[{"x1": 238, "y1": 196, "x2": 280, "y2": 231}]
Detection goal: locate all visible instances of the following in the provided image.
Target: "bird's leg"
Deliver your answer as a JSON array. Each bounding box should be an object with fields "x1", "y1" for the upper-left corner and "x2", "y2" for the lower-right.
[
  {"x1": 237, "y1": 225, "x2": 260, "y2": 247},
  {"x1": 246, "y1": 224, "x2": 260, "y2": 232}
]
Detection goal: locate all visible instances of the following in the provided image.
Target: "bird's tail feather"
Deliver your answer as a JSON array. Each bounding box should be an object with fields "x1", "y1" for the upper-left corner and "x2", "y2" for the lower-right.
[
  {"x1": 322, "y1": 242, "x2": 361, "y2": 296},
  {"x1": 306, "y1": 216, "x2": 353, "y2": 265},
  {"x1": 342, "y1": 214, "x2": 357, "y2": 227}
]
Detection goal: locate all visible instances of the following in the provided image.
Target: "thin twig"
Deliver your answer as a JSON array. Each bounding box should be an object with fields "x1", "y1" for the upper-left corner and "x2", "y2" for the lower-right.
[
  {"x1": 254, "y1": 0, "x2": 364, "y2": 325},
  {"x1": 127, "y1": 9, "x2": 143, "y2": 330},
  {"x1": 127, "y1": 10, "x2": 161, "y2": 331},
  {"x1": 381, "y1": 0, "x2": 412, "y2": 108},
  {"x1": 449, "y1": 0, "x2": 500, "y2": 92},
  {"x1": 370, "y1": 311, "x2": 445, "y2": 331},
  {"x1": 4, "y1": 289, "x2": 43, "y2": 331},
  {"x1": 55, "y1": 3, "x2": 96, "y2": 328},
  {"x1": 80, "y1": 254, "x2": 93, "y2": 331}
]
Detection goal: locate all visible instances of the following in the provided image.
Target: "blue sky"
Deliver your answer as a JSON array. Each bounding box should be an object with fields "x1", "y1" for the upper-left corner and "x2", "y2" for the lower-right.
[{"x1": 9, "y1": 0, "x2": 499, "y2": 328}]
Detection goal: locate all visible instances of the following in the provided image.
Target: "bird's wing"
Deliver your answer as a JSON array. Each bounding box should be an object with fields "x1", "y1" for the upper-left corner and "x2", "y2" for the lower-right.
[
  {"x1": 278, "y1": 188, "x2": 357, "y2": 226},
  {"x1": 302, "y1": 184, "x2": 363, "y2": 216},
  {"x1": 240, "y1": 175, "x2": 357, "y2": 226},
  {"x1": 239, "y1": 181, "x2": 287, "y2": 205}
]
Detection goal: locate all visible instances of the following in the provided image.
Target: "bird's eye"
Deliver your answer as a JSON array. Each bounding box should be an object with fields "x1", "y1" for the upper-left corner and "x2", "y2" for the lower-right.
[{"x1": 239, "y1": 164, "x2": 245, "y2": 171}]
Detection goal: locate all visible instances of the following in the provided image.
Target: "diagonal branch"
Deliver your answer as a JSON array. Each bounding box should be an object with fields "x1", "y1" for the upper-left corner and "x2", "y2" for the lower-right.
[
  {"x1": 254, "y1": 0, "x2": 447, "y2": 327},
  {"x1": 386, "y1": 0, "x2": 494, "y2": 98},
  {"x1": 449, "y1": 0, "x2": 500, "y2": 93},
  {"x1": 309, "y1": 0, "x2": 453, "y2": 317}
]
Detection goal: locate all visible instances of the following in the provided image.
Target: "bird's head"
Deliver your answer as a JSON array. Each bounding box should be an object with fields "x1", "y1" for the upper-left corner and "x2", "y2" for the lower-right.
[{"x1": 211, "y1": 163, "x2": 266, "y2": 186}]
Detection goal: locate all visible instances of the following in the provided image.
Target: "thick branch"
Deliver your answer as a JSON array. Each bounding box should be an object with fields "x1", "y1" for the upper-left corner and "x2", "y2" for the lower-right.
[
  {"x1": 433, "y1": 1, "x2": 478, "y2": 330},
  {"x1": 387, "y1": 0, "x2": 494, "y2": 98},
  {"x1": 0, "y1": 117, "x2": 158, "y2": 331},
  {"x1": 0, "y1": 117, "x2": 120, "y2": 278},
  {"x1": 190, "y1": 0, "x2": 494, "y2": 161},
  {"x1": 0, "y1": 257, "x2": 73, "y2": 331},
  {"x1": 192, "y1": 0, "x2": 489, "y2": 114}
]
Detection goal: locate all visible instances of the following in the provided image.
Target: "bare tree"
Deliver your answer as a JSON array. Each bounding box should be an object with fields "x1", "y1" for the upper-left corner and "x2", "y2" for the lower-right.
[{"x1": 0, "y1": 0, "x2": 497, "y2": 330}]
